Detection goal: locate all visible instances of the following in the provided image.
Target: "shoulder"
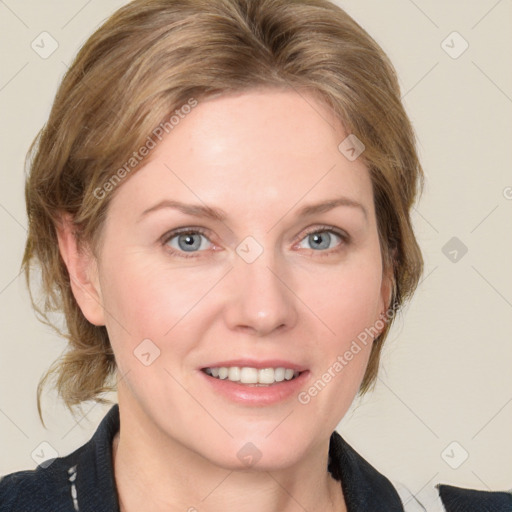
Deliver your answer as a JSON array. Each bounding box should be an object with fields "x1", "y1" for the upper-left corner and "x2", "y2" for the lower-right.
[
  {"x1": 392, "y1": 479, "x2": 512, "y2": 512},
  {"x1": 0, "y1": 458, "x2": 77, "y2": 512},
  {"x1": 436, "y1": 483, "x2": 512, "y2": 512},
  {"x1": 0, "y1": 403, "x2": 120, "y2": 512},
  {"x1": 0, "y1": 470, "x2": 39, "y2": 511},
  {"x1": 330, "y1": 429, "x2": 512, "y2": 512}
]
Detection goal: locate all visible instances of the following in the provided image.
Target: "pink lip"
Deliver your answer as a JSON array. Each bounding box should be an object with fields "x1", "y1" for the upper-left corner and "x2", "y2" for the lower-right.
[
  {"x1": 198, "y1": 368, "x2": 311, "y2": 406},
  {"x1": 200, "y1": 359, "x2": 308, "y2": 371}
]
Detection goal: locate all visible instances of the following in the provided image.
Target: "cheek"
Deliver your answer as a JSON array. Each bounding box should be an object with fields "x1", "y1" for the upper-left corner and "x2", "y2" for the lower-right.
[
  {"x1": 97, "y1": 251, "x2": 206, "y2": 357},
  {"x1": 302, "y1": 254, "x2": 383, "y2": 386},
  {"x1": 304, "y1": 255, "x2": 384, "y2": 345},
  {"x1": 293, "y1": 254, "x2": 384, "y2": 427}
]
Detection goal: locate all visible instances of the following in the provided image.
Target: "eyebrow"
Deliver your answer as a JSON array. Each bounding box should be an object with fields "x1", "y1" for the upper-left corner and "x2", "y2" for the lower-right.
[{"x1": 139, "y1": 196, "x2": 368, "y2": 222}]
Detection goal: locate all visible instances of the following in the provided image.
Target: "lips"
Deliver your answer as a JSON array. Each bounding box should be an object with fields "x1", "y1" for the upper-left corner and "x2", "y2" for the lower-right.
[{"x1": 199, "y1": 366, "x2": 311, "y2": 406}]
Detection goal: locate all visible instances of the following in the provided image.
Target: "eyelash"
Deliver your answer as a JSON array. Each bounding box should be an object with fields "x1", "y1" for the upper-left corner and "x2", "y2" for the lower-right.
[{"x1": 161, "y1": 225, "x2": 349, "y2": 260}]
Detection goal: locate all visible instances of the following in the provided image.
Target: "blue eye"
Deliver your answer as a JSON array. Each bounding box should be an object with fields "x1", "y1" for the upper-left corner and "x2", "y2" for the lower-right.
[
  {"x1": 297, "y1": 228, "x2": 346, "y2": 253},
  {"x1": 162, "y1": 225, "x2": 348, "y2": 259},
  {"x1": 163, "y1": 229, "x2": 212, "y2": 258}
]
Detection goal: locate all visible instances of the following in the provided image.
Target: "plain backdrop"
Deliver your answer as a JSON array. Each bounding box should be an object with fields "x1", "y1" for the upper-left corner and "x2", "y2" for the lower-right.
[{"x1": 1, "y1": 0, "x2": 511, "y2": 500}]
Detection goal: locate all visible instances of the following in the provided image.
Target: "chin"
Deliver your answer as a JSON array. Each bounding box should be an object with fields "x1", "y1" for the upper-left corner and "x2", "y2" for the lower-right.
[{"x1": 196, "y1": 431, "x2": 311, "y2": 472}]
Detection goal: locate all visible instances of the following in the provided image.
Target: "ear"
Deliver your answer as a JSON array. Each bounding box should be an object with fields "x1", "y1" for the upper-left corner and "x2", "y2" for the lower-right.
[
  {"x1": 381, "y1": 263, "x2": 394, "y2": 314},
  {"x1": 375, "y1": 252, "x2": 396, "y2": 338},
  {"x1": 55, "y1": 212, "x2": 105, "y2": 326}
]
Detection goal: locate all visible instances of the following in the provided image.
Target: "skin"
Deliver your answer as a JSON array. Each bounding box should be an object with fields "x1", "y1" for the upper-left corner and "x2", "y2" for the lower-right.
[{"x1": 57, "y1": 88, "x2": 391, "y2": 512}]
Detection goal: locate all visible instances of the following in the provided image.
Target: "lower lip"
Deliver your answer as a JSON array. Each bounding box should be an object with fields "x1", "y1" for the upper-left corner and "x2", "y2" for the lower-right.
[{"x1": 199, "y1": 369, "x2": 310, "y2": 406}]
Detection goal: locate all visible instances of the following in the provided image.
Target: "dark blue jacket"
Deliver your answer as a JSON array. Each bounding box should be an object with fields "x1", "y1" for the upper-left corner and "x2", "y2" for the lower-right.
[{"x1": 1, "y1": 404, "x2": 511, "y2": 511}]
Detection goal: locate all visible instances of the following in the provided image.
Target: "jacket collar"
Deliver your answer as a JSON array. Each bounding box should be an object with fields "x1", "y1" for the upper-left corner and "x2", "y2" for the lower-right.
[
  {"x1": 328, "y1": 429, "x2": 404, "y2": 511},
  {"x1": 79, "y1": 404, "x2": 404, "y2": 511},
  {"x1": 75, "y1": 403, "x2": 121, "y2": 511}
]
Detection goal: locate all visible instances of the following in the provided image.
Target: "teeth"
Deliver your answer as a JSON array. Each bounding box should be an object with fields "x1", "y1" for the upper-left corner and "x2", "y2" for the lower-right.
[
  {"x1": 240, "y1": 367, "x2": 258, "y2": 383},
  {"x1": 228, "y1": 367, "x2": 240, "y2": 381},
  {"x1": 274, "y1": 367, "x2": 285, "y2": 382},
  {"x1": 204, "y1": 366, "x2": 300, "y2": 385}
]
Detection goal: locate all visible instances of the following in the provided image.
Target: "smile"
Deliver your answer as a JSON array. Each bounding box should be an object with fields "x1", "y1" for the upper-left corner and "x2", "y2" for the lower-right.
[{"x1": 202, "y1": 366, "x2": 301, "y2": 385}]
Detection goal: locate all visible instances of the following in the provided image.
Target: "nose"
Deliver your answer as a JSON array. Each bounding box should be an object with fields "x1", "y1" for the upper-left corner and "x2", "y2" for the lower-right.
[{"x1": 223, "y1": 246, "x2": 298, "y2": 337}]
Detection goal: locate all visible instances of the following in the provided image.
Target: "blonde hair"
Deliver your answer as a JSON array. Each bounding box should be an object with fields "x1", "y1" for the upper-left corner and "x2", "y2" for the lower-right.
[{"x1": 23, "y1": 0, "x2": 424, "y2": 420}]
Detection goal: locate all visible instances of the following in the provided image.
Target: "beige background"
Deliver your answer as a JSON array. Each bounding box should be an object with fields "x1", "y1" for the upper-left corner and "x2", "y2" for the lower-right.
[{"x1": 1, "y1": 0, "x2": 511, "y2": 500}]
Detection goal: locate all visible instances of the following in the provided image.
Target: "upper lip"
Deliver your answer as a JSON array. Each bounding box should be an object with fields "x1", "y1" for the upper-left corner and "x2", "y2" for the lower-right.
[{"x1": 200, "y1": 359, "x2": 308, "y2": 372}]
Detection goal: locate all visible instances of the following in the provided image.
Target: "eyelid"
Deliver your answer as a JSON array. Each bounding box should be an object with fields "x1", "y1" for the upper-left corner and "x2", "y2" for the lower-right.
[
  {"x1": 160, "y1": 226, "x2": 214, "y2": 248},
  {"x1": 292, "y1": 224, "x2": 350, "y2": 245},
  {"x1": 161, "y1": 225, "x2": 209, "y2": 239}
]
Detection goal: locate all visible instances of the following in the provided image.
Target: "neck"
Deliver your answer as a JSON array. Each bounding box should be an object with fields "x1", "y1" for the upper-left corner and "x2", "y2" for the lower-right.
[{"x1": 112, "y1": 400, "x2": 346, "y2": 512}]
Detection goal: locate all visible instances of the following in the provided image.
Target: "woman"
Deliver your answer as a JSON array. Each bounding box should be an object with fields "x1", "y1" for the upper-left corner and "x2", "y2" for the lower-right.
[{"x1": 0, "y1": 0, "x2": 511, "y2": 510}]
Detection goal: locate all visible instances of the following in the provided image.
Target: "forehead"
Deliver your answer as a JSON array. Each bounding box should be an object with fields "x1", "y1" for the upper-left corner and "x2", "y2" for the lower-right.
[{"x1": 107, "y1": 88, "x2": 374, "y2": 223}]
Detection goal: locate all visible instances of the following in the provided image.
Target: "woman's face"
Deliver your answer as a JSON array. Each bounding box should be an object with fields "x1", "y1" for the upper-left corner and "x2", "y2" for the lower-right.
[{"x1": 91, "y1": 88, "x2": 389, "y2": 469}]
